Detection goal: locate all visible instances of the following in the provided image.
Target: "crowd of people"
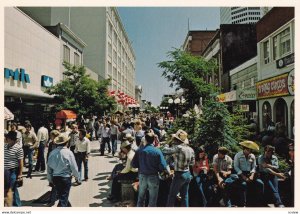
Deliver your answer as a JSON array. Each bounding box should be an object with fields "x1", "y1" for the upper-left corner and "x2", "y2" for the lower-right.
[{"x1": 3, "y1": 112, "x2": 294, "y2": 208}]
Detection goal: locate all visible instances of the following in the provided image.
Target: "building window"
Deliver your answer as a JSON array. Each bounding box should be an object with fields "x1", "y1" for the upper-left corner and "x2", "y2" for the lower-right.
[
  {"x1": 113, "y1": 50, "x2": 117, "y2": 63},
  {"x1": 108, "y1": 42, "x2": 112, "y2": 58},
  {"x1": 272, "y1": 27, "x2": 291, "y2": 60},
  {"x1": 108, "y1": 22, "x2": 112, "y2": 38},
  {"x1": 263, "y1": 40, "x2": 270, "y2": 64},
  {"x1": 251, "y1": 77, "x2": 255, "y2": 87},
  {"x1": 74, "y1": 53, "x2": 80, "y2": 66},
  {"x1": 242, "y1": 81, "x2": 245, "y2": 89},
  {"x1": 63, "y1": 45, "x2": 70, "y2": 63},
  {"x1": 108, "y1": 62, "x2": 112, "y2": 76}
]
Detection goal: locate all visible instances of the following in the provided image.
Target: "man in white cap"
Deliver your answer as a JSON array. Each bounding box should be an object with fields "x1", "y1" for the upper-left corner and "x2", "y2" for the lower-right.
[
  {"x1": 162, "y1": 129, "x2": 195, "y2": 207},
  {"x1": 47, "y1": 133, "x2": 80, "y2": 207}
]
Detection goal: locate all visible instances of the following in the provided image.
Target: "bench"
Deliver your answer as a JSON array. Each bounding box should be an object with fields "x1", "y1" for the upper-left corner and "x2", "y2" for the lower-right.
[{"x1": 118, "y1": 180, "x2": 136, "y2": 202}]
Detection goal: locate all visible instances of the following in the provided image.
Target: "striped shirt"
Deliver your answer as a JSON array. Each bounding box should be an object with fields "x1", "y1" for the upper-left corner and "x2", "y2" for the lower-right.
[
  {"x1": 162, "y1": 144, "x2": 195, "y2": 172},
  {"x1": 4, "y1": 143, "x2": 24, "y2": 169}
]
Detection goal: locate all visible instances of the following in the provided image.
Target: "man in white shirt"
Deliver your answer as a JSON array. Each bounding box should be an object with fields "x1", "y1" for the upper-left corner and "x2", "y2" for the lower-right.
[
  {"x1": 75, "y1": 129, "x2": 91, "y2": 182},
  {"x1": 34, "y1": 122, "x2": 49, "y2": 172}
]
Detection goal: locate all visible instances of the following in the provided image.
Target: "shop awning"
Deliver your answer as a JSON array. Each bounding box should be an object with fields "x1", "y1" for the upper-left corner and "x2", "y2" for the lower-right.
[
  {"x1": 55, "y1": 110, "x2": 77, "y2": 119},
  {"x1": 4, "y1": 107, "x2": 14, "y2": 120}
]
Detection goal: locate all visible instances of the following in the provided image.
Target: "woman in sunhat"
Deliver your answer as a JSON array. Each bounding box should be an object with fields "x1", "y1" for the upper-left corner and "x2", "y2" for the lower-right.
[{"x1": 233, "y1": 140, "x2": 264, "y2": 207}]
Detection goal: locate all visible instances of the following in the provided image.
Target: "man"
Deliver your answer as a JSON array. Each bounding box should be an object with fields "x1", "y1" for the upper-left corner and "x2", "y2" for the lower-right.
[
  {"x1": 68, "y1": 124, "x2": 79, "y2": 154},
  {"x1": 110, "y1": 119, "x2": 119, "y2": 156},
  {"x1": 100, "y1": 122, "x2": 111, "y2": 155},
  {"x1": 74, "y1": 129, "x2": 90, "y2": 183},
  {"x1": 258, "y1": 145, "x2": 285, "y2": 207},
  {"x1": 132, "y1": 129, "x2": 169, "y2": 207},
  {"x1": 34, "y1": 122, "x2": 49, "y2": 172},
  {"x1": 234, "y1": 140, "x2": 264, "y2": 207},
  {"x1": 47, "y1": 133, "x2": 80, "y2": 207},
  {"x1": 212, "y1": 147, "x2": 236, "y2": 207},
  {"x1": 4, "y1": 131, "x2": 24, "y2": 206},
  {"x1": 22, "y1": 123, "x2": 38, "y2": 178},
  {"x1": 162, "y1": 129, "x2": 195, "y2": 207},
  {"x1": 9, "y1": 122, "x2": 23, "y2": 146},
  {"x1": 107, "y1": 140, "x2": 138, "y2": 202}
]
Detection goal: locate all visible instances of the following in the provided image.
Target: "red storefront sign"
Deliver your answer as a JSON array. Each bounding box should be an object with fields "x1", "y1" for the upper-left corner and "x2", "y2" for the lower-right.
[{"x1": 256, "y1": 73, "x2": 289, "y2": 99}]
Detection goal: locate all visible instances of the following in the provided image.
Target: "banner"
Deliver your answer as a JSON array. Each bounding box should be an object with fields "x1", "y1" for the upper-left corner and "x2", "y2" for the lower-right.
[{"x1": 256, "y1": 73, "x2": 290, "y2": 99}]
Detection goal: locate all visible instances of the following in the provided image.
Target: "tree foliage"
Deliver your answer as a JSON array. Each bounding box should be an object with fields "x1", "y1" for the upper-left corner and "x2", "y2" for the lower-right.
[
  {"x1": 45, "y1": 62, "x2": 116, "y2": 117},
  {"x1": 158, "y1": 48, "x2": 218, "y2": 109}
]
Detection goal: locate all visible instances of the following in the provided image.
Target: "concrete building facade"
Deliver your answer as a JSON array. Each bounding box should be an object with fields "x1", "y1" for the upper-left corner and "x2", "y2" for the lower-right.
[
  {"x1": 256, "y1": 7, "x2": 294, "y2": 138},
  {"x1": 20, "y1": 7, "x2": 136, "y2": 98},
  {"x1": 220, "y1": 7, "x2": 263, "y2": 24}
]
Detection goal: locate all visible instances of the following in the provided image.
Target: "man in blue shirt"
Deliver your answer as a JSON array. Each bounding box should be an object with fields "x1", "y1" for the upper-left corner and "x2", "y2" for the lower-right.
[
  {"x1": 47, "y1": 133, "x2": 80, "y2": 207},
  {"x1": 131, "y1": 129, "x2": 169, "y2": 207}
]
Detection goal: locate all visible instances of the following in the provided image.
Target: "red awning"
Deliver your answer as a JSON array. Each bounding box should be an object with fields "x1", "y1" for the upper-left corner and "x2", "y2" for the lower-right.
[{"x1": 55, "y1": 110, "x2": 77, "y2": 119}]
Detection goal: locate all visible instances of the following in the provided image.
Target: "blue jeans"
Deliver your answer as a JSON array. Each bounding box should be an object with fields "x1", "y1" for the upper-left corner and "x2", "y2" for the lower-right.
[
  {"x1": 23, "y1": 146, "x2": 34, "y2": 177},
  {"x1": 76, "y1": 152, "x2": 88, "y2": 181},
  {"x1": 110, "y1": 135, "x2": 118, "y2": 155},
  {"x1": 137, "y1": 174, "x2": 160, "y2": 207},
  {"x1": 195, "y1": 175, "x2": 208, "y2": 206},
  {"x1": 35, "y1": 142, "x2": 46, "y2": 171},
  {"x1": 9, "y1": 168, "x2": 22, "y2": 207},
  {"x1": 167, "y1": 171, "x2": 192, "y2": 207},
  {"x1": 262, "y1": 174, "x2": 283, "y2": 206},
  {"x1": 53, "y1": 176, "x2": 72, "y2": 207},
  {"x1": 238, "y1": 177, "x2": 264, "y2": 206}
]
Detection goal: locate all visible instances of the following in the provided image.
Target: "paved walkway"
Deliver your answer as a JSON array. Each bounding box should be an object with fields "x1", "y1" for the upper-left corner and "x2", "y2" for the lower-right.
[{"x1": 19, "y1": 140, "x2": 119, "y2": 207}]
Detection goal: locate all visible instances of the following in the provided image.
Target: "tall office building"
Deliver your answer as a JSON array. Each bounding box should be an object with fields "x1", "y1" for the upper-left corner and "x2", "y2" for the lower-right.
[
  {"x1": 20, "y1": 7, "x2": 136, "y2": 98},
  {"x1": 220, "y1": 7, "x2": 264, "y2": 24}
]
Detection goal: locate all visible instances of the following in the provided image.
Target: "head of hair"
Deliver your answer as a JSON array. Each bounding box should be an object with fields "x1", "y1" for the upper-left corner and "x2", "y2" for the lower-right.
[
  {"x1": 218, "y1": 147, "x2": 229, "y2": 155},
  {"x1": 5, "y1": 131, "x2": 17, "y2": 141},
  {"x1": 79, "y1": 129, "x2": 87, "y2": 136}
]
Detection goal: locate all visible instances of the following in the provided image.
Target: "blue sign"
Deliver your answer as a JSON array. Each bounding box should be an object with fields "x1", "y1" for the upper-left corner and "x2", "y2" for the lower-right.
[
  {"x1": 41, "y1": 75, "x2": 53, "y2": 87},
  {"x1": 4, "y1": 68, "x2": 30, "y2": 83}
]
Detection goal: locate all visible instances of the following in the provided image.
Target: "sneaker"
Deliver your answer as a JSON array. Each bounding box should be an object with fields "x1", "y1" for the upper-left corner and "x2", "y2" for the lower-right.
[{"x1": 278, "y1": 204, "x2": 285, "y2": 208}]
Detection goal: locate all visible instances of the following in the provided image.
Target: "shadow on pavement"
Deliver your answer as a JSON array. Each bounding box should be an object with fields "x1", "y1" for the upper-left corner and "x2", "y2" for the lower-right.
[{"x1": 95, "y1": 172, "x2": 111, "y2": 177}]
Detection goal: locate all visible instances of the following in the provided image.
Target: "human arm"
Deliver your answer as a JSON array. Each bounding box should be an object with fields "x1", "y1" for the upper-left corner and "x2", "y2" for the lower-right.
[{"x1": 31, "y1": 132, "x2": 39, "y2": 149}]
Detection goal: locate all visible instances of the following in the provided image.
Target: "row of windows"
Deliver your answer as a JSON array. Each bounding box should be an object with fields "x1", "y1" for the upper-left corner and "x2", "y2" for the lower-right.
[
  {"x1": 232, "y1": 18, "x2": 248, "y2": 24},
  {"x1": 63, "y1": 45, "x2": 81, "y2": 66},
  {"x1": 231, "y1": 7, "x2": 247, "y2": 15},
  {"x1": 249, "y1": 17, "x2": 260, "y2": 20},
  {"x1": 263, "y1": 26, "x2": 292, "y2": 64},
  {"x1": 248, "y1": 7, "x2": 260, "y2": 10},
  {"x1": 232, "y1": 12, "x2": 247, "y2": 20},
  {"x1": 249, "y1": 12, "x2": 260, "y2": 15}
]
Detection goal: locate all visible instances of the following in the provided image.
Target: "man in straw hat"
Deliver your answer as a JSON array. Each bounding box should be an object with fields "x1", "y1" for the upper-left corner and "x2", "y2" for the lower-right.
[
  {"x1": 47, "y1": 133, "x2": 80, "y2": 207},
  {"x1": 131, "y1": 129, "x2": 169, "y2": 207},
  {"x1": 233, "y1": 140, "x2": 264, "y2": 207},
  {"x1": 107, "y1": 140, "x2": 138, "y2": 202},
  {"x1": 161, "y1": 129, "x2": 195, "y2": 207}
]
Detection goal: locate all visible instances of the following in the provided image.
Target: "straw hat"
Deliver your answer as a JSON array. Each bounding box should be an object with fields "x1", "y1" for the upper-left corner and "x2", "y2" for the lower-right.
[
  {"x1": 172, "y1": 129, "x2": 189, "y2": 144},
  {"x1": 123, "y1": 133, "x2": 135, "y2": 142},
  {"x1": 50, "y1": 130, "x2": 60, "y2": 137},
  {"x1": 239, "y1": 140, "x2": 259, "y2": 151},
  {"x1": 54, "y1": 133, "x2": 70, "y2": 145},
  {"x1": 120, "y1": 140, "x2": 131, "y2": 149}
]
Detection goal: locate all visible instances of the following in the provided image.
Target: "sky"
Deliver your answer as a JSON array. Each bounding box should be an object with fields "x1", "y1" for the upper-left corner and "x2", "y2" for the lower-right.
[{"x1": 118, "y1": 7, "x2": 220, "y2": 106}]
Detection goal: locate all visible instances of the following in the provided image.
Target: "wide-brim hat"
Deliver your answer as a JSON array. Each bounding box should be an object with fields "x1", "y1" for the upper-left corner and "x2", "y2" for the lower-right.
[
  {"x1": 50, "y1": 130, "x2": 60, "y2": 137},
  {"x1": 54, "y1": 133, "x2": 70, "y2": 145},
  {"x1": 239, "y1": 140, "x2": 259, "y2": 151},
  {"x1": 120, "y1": 140, "x2": 131, "y2": 149},
  {"x1": 172, "y1": 129, "x2": 189, "y2": 144},
  {"x1": 123, "y1": 133, "x2": 135, "y2": 141}
]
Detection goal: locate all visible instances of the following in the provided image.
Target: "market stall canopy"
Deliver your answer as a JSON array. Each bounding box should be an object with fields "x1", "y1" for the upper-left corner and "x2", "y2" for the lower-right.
[
  {"x1": 4, "y1": 107, "x2": 14, "y2": 120},
  {"x1": 56, "y1": 110, "x2": 77, "y2": 119}
]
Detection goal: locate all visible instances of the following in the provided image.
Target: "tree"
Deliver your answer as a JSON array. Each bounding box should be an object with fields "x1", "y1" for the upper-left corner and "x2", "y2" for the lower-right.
[
  {"x1": 45, "y1": 62, "x2": 116, "y2": 117},
  {"x1": 158, "y1": 48, "x2": 218, "y2": 109}
]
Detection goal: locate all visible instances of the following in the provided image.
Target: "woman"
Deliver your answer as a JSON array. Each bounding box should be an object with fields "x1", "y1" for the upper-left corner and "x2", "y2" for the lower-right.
[{"x1": 192, "y1": 147, "x2": 210, "y2": 206}]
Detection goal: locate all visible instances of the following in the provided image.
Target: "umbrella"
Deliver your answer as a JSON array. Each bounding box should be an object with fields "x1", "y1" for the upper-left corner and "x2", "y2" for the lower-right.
[{"x1": 239, "y1": 140, "x2": 259, "y2": 151}]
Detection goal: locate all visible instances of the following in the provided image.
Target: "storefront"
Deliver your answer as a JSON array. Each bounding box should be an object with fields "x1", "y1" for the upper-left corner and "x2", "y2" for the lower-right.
[
  {"x1": 4, "y1": 8, "x2": 61, "y2": 128},
  {"x1": 256, "y1": 70, "x2": 294, "y2": 138}
]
